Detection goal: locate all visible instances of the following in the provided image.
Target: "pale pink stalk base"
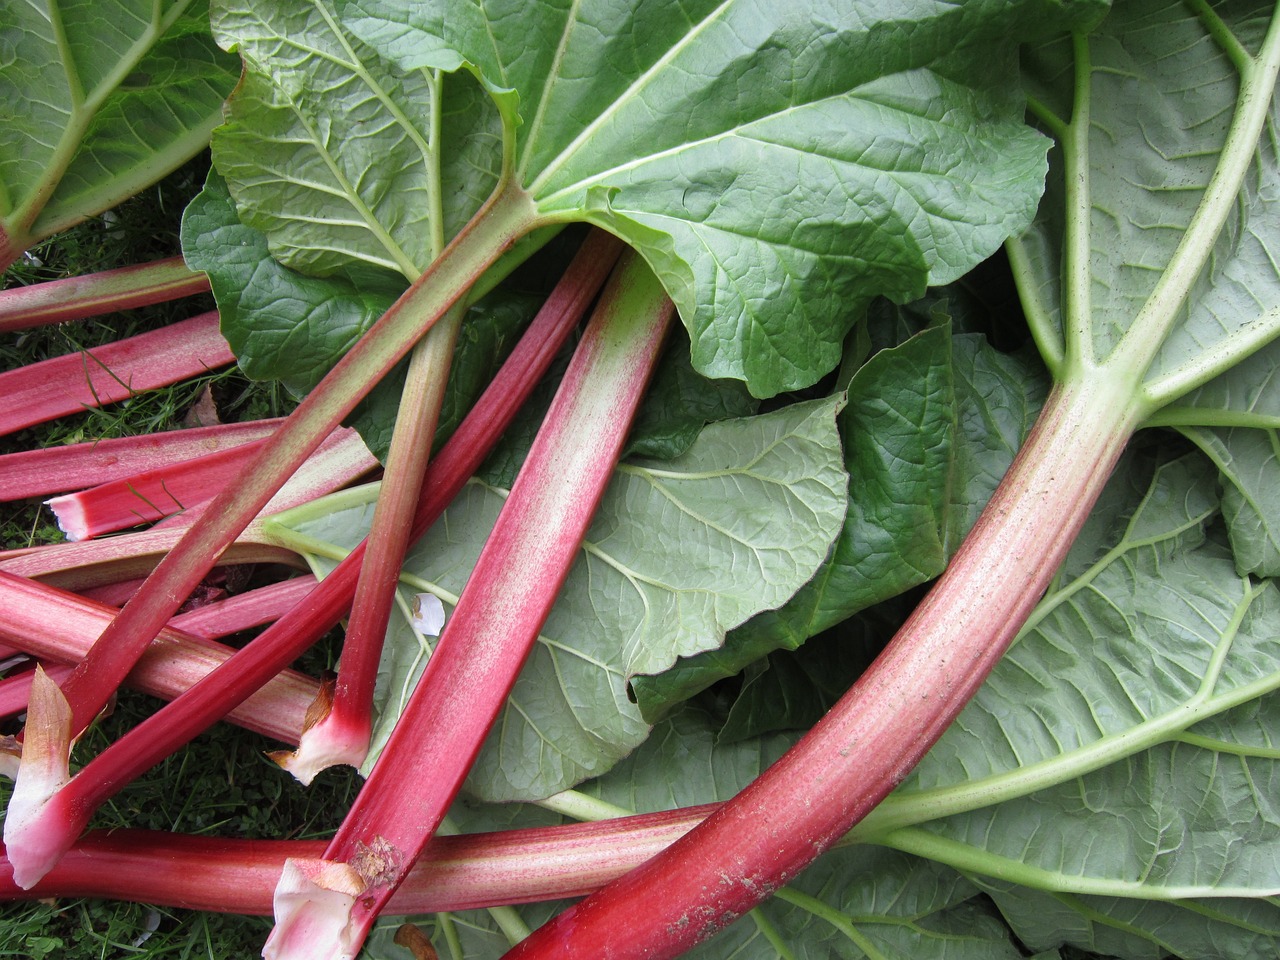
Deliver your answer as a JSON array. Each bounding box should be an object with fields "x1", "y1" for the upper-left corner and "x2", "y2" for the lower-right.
[
  {"x1": 265, "y1": 860, "x2": 366, "y2": 960},
  {"x1": 504, "y1": 378, "x2": 1141, "y2": 960},
  {"x1": 0, "y1": 256, "x2": 210, "y2": 332},
  {"x1": 3, "y1": 668, "x2": 74, "y2": 889},
  {"x1": 272, "y1": 253, "x2": 674, "y2": 960},
  {"x1": 0, "y1": 571, "x2": 317, "y2": 743},
  {"x1": 273, "y1": 708, "x2": 372, "y2": 787},
  {"x1": 0, "y1": 311, "x2": 235, "y2": 437},
  {"x1": 0, "y1": 806, "x2": 715, "y2": 914},
  {"x1": 0, "y1": 419, "x2": 281, "y2": 501}
]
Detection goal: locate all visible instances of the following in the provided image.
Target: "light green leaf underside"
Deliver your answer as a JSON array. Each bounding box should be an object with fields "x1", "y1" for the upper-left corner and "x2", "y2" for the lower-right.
[
  {"x1": 863, "y1": 454, "x2": 1280, "y2": 898},
  {"x1": 1181, "y1": 425, "x2": 1280, "y2": 577},
  {"x1": 982, "y1": 880, "x2": 1280, "y2": 960},
  {"x1": 343, "y1": 0, "x2": 1067, "y2": 396},
  {"x1": 0, "y1": 0, "x2": 236, "y2": 247},
  {"x1": 210, "y1": 0, "x2": 501, "y2": 279},
  {"x1": 269, "y1": 398, "x2": 847, "y2": 800},
  {"x1": 1017, "y1": 0, "x2": 1280, "y2": 386}
]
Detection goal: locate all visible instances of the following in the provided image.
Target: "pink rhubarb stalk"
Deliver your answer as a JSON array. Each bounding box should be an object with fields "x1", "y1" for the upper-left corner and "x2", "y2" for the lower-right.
[
  {"x1": 0, "y1": 806, "x2": 715, "y2": 916},
  {"x1": 0, "y1": 571, "x2": 318, "y2": 744},
  {"x1": 274, "y1": 310, "x2": 463, "y2": 785},
  {"x1": 266, "y1": 251, "x2": 673, "y2": 960},
  {"x1": 501, "y1": 375, "x2": 1140, "y2": 960},
  {"x1": 0, "y1": 256, "x2": 210, "y2": 332},
  {"x1": 0, "y1": 419, "x2": 282, "y2": 501},
  {"x1": 0, "y1": 227, "x2": 619, "y2": 888},
  {"x1": 30, "y1": 184, "x2": 537, "y2": 747},
  {"x1": 0, "y1": 311, "x2": 235, "y2": 436},
  {"x1": 45, "y1": 424, "x2": 376, "y2": 541}
]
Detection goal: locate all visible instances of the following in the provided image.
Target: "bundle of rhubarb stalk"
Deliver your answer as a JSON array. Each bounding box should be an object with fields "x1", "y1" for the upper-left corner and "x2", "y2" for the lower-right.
[{"x1": 6, "y1": 2, "x2": 1280, "y2": 959}]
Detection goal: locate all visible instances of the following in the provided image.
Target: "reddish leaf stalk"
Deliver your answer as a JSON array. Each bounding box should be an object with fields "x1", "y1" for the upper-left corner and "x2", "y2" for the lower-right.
[
  {"x1": 265, "y1": 252, "x2": 673, "y2": 960},
  {"x1": 503, "y1": 375, "x2": 1142, "y2": 959},
  {"x1": 276, "y1": 307, "x2": 465, "y2": 784},
  {"x1": 0, "y1": 310, "x2": 235, "y2": 437},
  {"x1": 0, "y1": 419, "x2": 282, "y2": 501},
  {"x1": 0, "y1": 571, "x2": 317, "y2": 743},
  {"x1": 0, "y1": 227, "x2": 619, "y2": 887},
  {"x1": 46, "y1": 425, "x2": 376, "y2": 541},
  {"x1": 0, "y1": 806, "x2": 716, "y2": 916},
  {"x1": 0, "y1": 256, "x2": 210, "y2": 332},
  {"x1": 45, "y1": 185, "x2": 538, "y2": 743}
]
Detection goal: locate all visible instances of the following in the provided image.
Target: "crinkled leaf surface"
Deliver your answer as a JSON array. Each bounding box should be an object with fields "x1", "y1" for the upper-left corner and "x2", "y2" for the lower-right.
[
  {"x1": 267, "y1": 397, "x2": 847, "y2": 800},
  {"x1": 340, "y1": 0, "x2": 1095, "y2": 396},
  {"x1": 0, "y1": 0, "x2": 237, "y2": 259},
  {"x1": 853, "y1": 454, "x2": 1280, "y2": 899},
  {"x1": 209, "y1": 0, "x2": 502, "y2": 279},
  {"x1": 182, "y1": 170, "x2": 401, "y2": 396},
  {"x1": 980, "y1": 880, "x2": 1280, "y2": 960},
  {"x1": 631, "y1": 326, "x2": 1047, "y2": 718}
]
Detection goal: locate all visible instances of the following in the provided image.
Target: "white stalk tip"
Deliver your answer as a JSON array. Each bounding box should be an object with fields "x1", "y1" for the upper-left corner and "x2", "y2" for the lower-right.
[
  {"x1": 3, "y1": 666, "x2": 75, "y2": 888},
  {"x1": 263, "y1": 858, "x2": 366, "y2": 960}
]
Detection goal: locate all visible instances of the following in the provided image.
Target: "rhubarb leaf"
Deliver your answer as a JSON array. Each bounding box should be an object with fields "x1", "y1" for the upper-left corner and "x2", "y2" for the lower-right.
[
  {"x1": 268, "y1": 397, "x2": 847, "y2": 800},
  {"x1": 182, "y1": 170, "x2": 399, "y2": 396},
  {"x1": 980, "y1": 880, "x2": 1280, "y2": 960},
  {"x1": 209, "y1": 0, "x2": 503, "y2": 280},
  {"x1": 0, "y1": 0, "x2": 238, "y2": 267},
  {"x1": 342, "y1": 0, "x2": 1085, "y2": 397},
  {"x1": 1179, "y1": 426, "x2": 1280, "y2": 577},
  {"x1": 630, "y1": 327, "x2": 1047, "y2": 717},
  {"x1": 1013, "y1": 0, "x2": 1280, "y2": 394},
  {"x1": 863, "y1": 454, "x2": 1280, "y2": 898}
]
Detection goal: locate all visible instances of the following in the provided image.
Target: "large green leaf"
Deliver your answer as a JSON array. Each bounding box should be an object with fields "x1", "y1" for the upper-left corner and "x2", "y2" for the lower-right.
[
  {"x1": 630, "y1": 326, "x2": 1047, "y2": 718},
  {"x1": 267, "y1": 397, "x2": 848, "y2": 800},
  {"x1": 341, "y1": 0, "x2": 1098, "y2": 397},
  {"x1": 0, "y1": 0, "x2": 237, "y2": 267},
  {"x1": 209, "y1": 0, "x2": 503, "y2": 280}
]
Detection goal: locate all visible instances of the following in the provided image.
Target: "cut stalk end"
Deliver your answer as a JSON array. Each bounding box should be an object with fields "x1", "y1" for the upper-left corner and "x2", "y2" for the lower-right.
[
  {"x1": 268, "y1": 680, "x2": 371, "y2": 786},
  {"x1": 263, "y1": 857, "x2": 366, "y2": 960},
  {"x1": 2, "y1": 666, "x2": 77, "y2": 889}
]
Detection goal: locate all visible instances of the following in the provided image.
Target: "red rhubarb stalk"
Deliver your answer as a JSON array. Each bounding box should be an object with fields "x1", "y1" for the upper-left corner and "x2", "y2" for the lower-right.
[
  {"x1": 0, "y1": 311, "x2": 235, "y2": 436},
  {"x1": 265, "y1": 250, "x2": 673, "y2": 960},
  {"x1": 0, "y1": 419, "x2": 282, "y2": 501},
  {"x1": 501, "y1": 377, "x2": 1138, "y2": 960},
  {"x1": 275, "y1": 308, "x2": 464, "y2": 784},
  {"x1": 46, "y1": 425, "x2": 376, "y2": 541},
  {"x1": 0, "y1": 256, "x2": 210, "y2": 332},
  {"x1": 40, "y1": 184, "x2": 538, "y2": 744},
  {"x1": 0, "y1": 571, "x2": 318, "y2": 744},
  {"x1": 0, "y1": 227, "x2": 619, "y2": 888},
  {"x1": 0, "y1": 806, "x2": 715, "y2": 916}
]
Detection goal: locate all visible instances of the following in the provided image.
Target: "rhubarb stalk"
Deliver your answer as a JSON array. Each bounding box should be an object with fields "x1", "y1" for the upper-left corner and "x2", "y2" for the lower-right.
[
  {"x1": 274, "y1": 308, "x2": 463, "y2": 785},
  {"x1": 0, "y1": 256, "x2": 210, "y2": 332},
  {"x1": 265, "y1": 250, "x2": 674, "y2": 960},
  {"x1": 0, "y1": 228, "x2": 620, "y2": 888}
]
